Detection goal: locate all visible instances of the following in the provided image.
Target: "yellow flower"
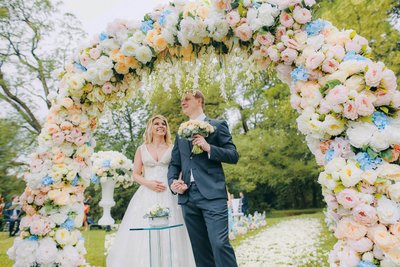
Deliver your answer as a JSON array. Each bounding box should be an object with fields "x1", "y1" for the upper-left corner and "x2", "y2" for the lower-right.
[
  {"x1": 115, "y1": 62, "x2": 130, "y2": 74},
  {"x1": 153, "y1": 35, "x2": 168, "y2": 52}
]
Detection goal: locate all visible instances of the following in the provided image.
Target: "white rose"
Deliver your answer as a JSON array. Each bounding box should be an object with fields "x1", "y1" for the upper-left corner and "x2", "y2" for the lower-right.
[
  {"x1": 135, "y1": 46, "x2": 153, "y2": 64},
  {"x1": 370, "y1": 130, "x2": 390, "y2": 152},
  {"x1": 36, "y1": 237, "x2": 58, "y2": 265},
  {"x1": 388, "y1": 182, "x2": 400, "y2": 202},
  {"x1": 120, "y1": 40, "x2": 139, "y2": 56},
  {"x1": 346, "y1": 122, "x2": 376, "y2": 148},
  {"x1": 325, "y1": 157, "x2": 346, "y2": 174},
  {"x1": 377, "y1": 196, "x2": 400, "y2": 225},
  {"x1": 344, "y1": 75, "x2": 365, "y2": 92},
  {"x1": 323, "y1": 115, "x2": 345, "y2": 136},
  {"x1": 340, "y1": 160, "x2": 363, "y2": 187}
]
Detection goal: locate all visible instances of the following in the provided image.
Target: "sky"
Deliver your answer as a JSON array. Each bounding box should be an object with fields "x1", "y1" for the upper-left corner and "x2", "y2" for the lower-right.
[{"x1": 61, "y1": 0, "x2": 168, "y2": 36}]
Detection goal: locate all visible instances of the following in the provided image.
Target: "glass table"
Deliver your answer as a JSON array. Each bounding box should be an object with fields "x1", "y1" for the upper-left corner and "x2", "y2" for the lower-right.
[{"x1": 130, "y1": 224, "x2": 183, "y2": 267}]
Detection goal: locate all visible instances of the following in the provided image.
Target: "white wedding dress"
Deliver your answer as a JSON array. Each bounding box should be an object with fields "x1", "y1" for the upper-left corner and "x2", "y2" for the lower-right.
[{"x1": 106, "y1": 145, "x2": 196, "y2": 267}]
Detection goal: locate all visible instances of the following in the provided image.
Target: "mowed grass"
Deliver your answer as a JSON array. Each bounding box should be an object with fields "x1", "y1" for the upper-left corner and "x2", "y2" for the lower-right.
[{"x1": 0, "y1": 210, "x2": 336, "y2": 267}]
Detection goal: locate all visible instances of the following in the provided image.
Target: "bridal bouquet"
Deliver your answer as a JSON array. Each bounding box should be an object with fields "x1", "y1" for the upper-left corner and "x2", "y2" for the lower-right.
[
  {"x1": 91, "y1": 151, "x2": 133, "y2": 188},
  {"x1": 178, "y1": 120, "x2": 215, "y2": 154},
  {"x1": 143, "y1": 204, "x2": 170, "y2": 218}
]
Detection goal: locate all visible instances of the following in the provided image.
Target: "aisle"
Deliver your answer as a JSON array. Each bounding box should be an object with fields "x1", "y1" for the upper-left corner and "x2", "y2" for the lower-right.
[{"x1": 235, "y1": 218, "x2": 326, "y2": 267}]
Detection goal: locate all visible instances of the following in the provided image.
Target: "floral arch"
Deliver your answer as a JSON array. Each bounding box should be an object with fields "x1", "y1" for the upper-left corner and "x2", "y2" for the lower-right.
[{"x1": 7, "y1": 0, "x2": 400, "y2": 266}]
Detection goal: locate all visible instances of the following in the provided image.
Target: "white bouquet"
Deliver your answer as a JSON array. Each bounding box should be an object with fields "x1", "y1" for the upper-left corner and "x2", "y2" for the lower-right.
[{"x1": 91, "y1": 151, "x2": 133, "y2": 188}]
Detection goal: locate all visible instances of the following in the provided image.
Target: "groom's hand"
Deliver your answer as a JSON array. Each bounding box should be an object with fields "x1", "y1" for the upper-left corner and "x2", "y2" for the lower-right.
[
  {"x1": 192, "y1": 135, "x2": 211, "y2": 153},
  {"x1": 171, "y1": 180, "x2": 188, "y2": 194}
]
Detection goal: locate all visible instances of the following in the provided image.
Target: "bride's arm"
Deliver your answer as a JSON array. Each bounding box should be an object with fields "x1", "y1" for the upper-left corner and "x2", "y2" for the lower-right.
[{"x1": 132, "y1": 147, "x2": 166, "y2": 192}]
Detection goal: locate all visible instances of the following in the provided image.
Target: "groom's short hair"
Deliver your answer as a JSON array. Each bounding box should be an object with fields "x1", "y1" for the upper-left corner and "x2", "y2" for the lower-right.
[{"x1": 192, "y1": 90, "x2": 205, "y2": 110}]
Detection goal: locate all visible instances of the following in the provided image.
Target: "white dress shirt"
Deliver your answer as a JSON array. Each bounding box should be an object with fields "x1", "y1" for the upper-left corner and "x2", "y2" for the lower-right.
[{"x1": 190, "y1": 113, "x2": 207, "y2": 182}]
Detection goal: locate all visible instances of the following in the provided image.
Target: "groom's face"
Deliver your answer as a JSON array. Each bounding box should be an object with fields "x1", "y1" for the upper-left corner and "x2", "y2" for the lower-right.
[{"x1": 181, "y1": 93, "x2": 202, "y2": 116}]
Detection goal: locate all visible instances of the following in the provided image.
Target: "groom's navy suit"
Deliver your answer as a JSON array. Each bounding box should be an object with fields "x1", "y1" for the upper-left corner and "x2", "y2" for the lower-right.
[{"x1": 168, "y1": 117, "x2": 239, "y2": 267}]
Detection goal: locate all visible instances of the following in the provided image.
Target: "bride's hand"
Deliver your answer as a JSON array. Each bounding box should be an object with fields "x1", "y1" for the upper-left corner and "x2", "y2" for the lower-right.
[{"x1": 145, "y1": 180, "x2": 166, "y2": 192}]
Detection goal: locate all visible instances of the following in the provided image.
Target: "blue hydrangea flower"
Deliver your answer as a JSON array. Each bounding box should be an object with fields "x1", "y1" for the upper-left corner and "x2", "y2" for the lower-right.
[
  {"x1": 372, "y1": 111, "x2": 389, "y2": 130},
  {"x1": 42, "y1": 176, "x2": 54, "y2": 186},
  {"x1": 252, "y1": 1, "x2": 261, "y2": 8},
  {"x1": 141, "y1": 20, "x2": 154, "y2": 33},
  {"x1": 291, "y1": 66, "x2": 309, "y2": 82},
  {"x1": 343, "y1": 51, "x2": 367, "y2": 61},
  {"x1": 158, "y1": 10, "x2": 172, "y2": 27},
  {"x1": 325, "y1": 148, "x2": 335, "y2": 162},
  {"x1": 74, "y1": 63, "x2": 87, "y2": 72},
  {"x1": 99, "y1": 32, "x2": 108, "y2": 41},
  {"x1": 102, "y1": 159, "x2": 111, "y2": 168},
  {"x1": 358, "y1": 261, "x2": 377, "y2": 267},
  {"x1": 70, "y1": 175, "x2": 79, "y2": 186},
  {"x1": 305, "y1": 19, "x2": 329, "y2": 36},
  {"x1": 91, "y1": 175, "x2": 99, "y2": 184},
  {"x1": 27, "y1": 235, "x2": 39, "y2": 241},
  {"x1": 61, "y1": 217, "x2": 75, "y2": 231},
  {"x1": 356, "y1": 152, "x2": 383, "y2": 171}
]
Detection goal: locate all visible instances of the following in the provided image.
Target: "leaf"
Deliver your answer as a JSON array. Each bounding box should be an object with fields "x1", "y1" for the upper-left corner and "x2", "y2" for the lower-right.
[
  {"x1": 359, "y1": 116, "x2": 373, "y2": 123},
  {"x1": 381, "y1": 149, "x2": 393, "y2": 161},
  {"x1": 367, "y1": 148, "x2": 379, "y2": 159},
  {"x1": 320, "y1": 79, "x2": 341, "y2": 95},
  {"x1": 334, "y1": 183, "x2": 345, "y2": 193}
]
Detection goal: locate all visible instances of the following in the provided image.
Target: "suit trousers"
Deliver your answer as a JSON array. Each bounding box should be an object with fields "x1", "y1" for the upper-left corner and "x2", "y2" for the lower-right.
[{"x1": 181, "y1": 183, "x2": 238, "y2": 267}]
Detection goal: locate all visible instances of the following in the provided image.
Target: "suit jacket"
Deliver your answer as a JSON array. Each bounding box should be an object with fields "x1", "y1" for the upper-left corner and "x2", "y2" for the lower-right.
[{"x1": 168, "y1": 117, "x2": 239, "y2": 204}]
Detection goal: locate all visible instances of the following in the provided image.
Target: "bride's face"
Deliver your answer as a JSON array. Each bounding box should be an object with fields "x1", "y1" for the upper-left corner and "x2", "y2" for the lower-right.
[{"x1": 152, "y1": 118, "x2": 167, "y2": 138}]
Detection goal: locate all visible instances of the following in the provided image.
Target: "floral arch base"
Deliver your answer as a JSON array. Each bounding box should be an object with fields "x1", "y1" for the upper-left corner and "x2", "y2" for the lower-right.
[{"x1": 7, "y1": 0, "x2": 400, "y2": 266}]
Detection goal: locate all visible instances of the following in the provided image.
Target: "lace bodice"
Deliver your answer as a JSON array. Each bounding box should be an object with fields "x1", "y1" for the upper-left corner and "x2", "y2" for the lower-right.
[{"x1": 140, "y1": 144, "x2": 172, "y2": 182}]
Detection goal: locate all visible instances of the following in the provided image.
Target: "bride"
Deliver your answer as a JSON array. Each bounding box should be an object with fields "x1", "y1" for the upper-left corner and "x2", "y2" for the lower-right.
[{"x1": 106, "y1": 115, "x2": 195, "y2": 267}]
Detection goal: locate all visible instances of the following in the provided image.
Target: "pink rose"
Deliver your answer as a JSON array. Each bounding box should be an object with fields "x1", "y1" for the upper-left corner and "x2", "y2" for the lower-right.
[
  {"x1": 372, "y1": 227, "x2": 397, "y2": 251},
  {"x1": 65, "y1": 134, "x2": 74, "y2": 143},
  {"x1": 279, "y1": 12, "x2": 294, "y2": 28},
  {"x1": 355, "y1": 93, "x2": 375, "y2": 116},
  {"x1": 318, "y1": 99, "x2": 332, "y2": 114},
  {"x1": 74, "y1": 136, "x2": 87, "y2": 146},
  {"x1": 335, "y1": 217, "x2": 368, "y2": 240},
  {"x1": 292, "y1": 6, "x2": 312, "y2": 24},
  {"x1": 281, "y1": 48, "x2": 298, "y2": 65},
  {"x1": 89, "y1": 47, "x2": 101, "y2": 60},
  {"x1": 290, "y1": 94, "x2": 301, "y2": 110},
  {"x1": 374, "y1": 90, "x2": 393, "y2": 106},
  {"x1": 226, "y1": 11, "x2": 240, "y2": 27},
  {"x1": 267, "y1": 47, "x2": 280, "y2": 62},
  {"x1": 352, "y1": 204, "x2": 378, "y2": 225},
  {"x1": 79, "y1": 53, "x2": 90, "y2": 67},
  {"x1": 305, "y1": 51, "x2": 325, "y2": 70},
  {"x1": 326, "y1": 85, "x2": 349, "y2": 106},
  {"x1": 324, "y1": 193, "x2": 339, "y2": 210},
  {"x1": 52, "y1": 132, "x2": 65, "y2": 145},
  {"x1": 34, "y1": 194, "x2": 47, "y2": 206},
  {"x1": 365, "y1": 62, "x2": 384, "y2": 87},
  {"x1": 347, "y1": 237, "x2": 373, "y2": 253},
  {"x1": 325, "y1": 44, "x2": 346, "y2": 61},
  {"x1": 255, "y1": 33, "x2": 274, "y2": 47},
  {"x1": 275, "y1": 26, "x2": 286, "y2": 41},
  {"x1": 53, "y1": 152, "x2": 65, "y2": 164},
  {"x1": 322, "y1": 59, "x2": 339, "y2": 73},
  {"x1": 337, "y1": 189, "x2": 360, "y2": 209},
  {"x1": 102, "y1": 82, "x2": 114, "y2": 94},
  {"x1": 60, "y1": 121, "x2": 73, "y2": 131},
  {"x1": 46, "y1": 124, "x2": 60, "y2": 134},
  {"x1": 337, "y1": 247, "x2": 360, "y2": 267},
  {"x1": 234, "y1": 23, "x2": 253, "y2": 42},
  {"x1": 343, "y1": 101, "x2": 358, "y2": 120},
  {"x1": 345, "y1": 41, "x2": 362, "y2": 53},
  {"x1": 70, "y1": 128, "x2": 82, "y2": 138},
  {"x1": 299, "y1": 81, "x2": 322, "y2": 108},
  {"x1": 381, "y1": 69, "x2": 397, "y2": 92},
  {"x1": 283, "y1": 38, "x2": 301, "y2": 50}
]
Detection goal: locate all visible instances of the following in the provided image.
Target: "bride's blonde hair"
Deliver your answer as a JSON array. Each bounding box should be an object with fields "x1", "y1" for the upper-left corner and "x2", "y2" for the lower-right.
[{"x1": 144, "y1": 115, "x2": 172, "y2": 146}]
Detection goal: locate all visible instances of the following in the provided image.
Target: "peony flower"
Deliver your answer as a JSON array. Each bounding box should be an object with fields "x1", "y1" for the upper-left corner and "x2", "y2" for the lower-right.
[
  {"x1": 337, "y1": 189, "x2": 360, "y2": 209},
  {"x1": 377, "y1": 196, "x2": 400, "y2": 225},
  {"x1": 226, "y1": 11, "x2": 240, "y2": 27},
  {"x1": 347, "y1": 237, "x2": 373, "y2": 253},
  {"x1": 365, "y1": 62, "x2": 384, "y2": 88},
  {"x1": 305, "y1": 51, "x2": 325, "y2": 70},
  {"x1": 292, "y1": 6, "x2": 312, "y2": 24},
  {"x1": 234, "y1": 23, "x2": 253, "y2": 42},
  {"x1": 281, "y1": 48, "x2": 298, "y2": 65},
  {"x1": 322, "y1": 58, "x2": 339, "y2": 73},
  {"x1": 352, "y1": 204, "x2": 378, "y2": 226},
  {"x1": 335, "y1": 217, "x2": 368, "y2": 240},
  {"x1": 346, "y1": 122, "x2": 376, "y2": 148},
  {"x1": 255, "y1": 33, "x2": 274, "y2": 47},
  {"x1": 279, "y1": 12, "x2": 294, "y2": 28}
]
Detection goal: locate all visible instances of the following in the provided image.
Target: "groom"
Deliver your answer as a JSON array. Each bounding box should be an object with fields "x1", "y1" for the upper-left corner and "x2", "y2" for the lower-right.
[{"x1": 168, "y1": 90, "x2": 239, "y2": 267}]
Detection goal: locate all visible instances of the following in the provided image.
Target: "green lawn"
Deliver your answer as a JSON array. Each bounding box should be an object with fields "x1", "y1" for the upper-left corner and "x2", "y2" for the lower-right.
[{"x1": 0, "y1": 211, "x2": 336, "y2": 267}]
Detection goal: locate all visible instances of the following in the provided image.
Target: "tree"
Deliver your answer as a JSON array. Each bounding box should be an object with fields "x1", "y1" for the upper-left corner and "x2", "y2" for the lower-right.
[
  {"x1": 0, "y1": 0, "x2": 85, "y2": 134},
  {"x1": 0, "y1": 118, "x2": 28, "y2": 200}
]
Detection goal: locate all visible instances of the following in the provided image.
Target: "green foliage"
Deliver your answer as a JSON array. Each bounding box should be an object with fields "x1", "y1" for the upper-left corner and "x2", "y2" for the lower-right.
[{"x1": 0, "y1": 119, "x2": 27, "y2": 200}]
